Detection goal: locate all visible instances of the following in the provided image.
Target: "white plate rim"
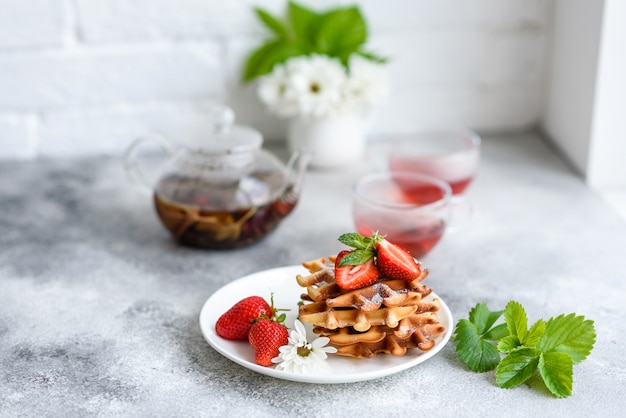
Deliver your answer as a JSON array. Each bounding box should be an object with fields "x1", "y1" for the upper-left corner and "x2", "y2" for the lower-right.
[{"x1": 199, "y1": 265, "x2": 453, "y2": 384}]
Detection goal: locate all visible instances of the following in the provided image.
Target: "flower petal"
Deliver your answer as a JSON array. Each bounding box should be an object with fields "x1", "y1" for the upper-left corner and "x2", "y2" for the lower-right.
[
  {"x1": 294, "y1": 319, "x2": 306, "y2": 338},
  {"x1": 311, "y1": 337, "x2": 330, "y2": 348}
]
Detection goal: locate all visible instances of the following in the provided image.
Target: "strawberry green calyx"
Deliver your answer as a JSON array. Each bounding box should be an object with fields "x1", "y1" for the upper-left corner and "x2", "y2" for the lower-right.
[
  {"x1": 370, "y1": 231, "x2": 385, "y2": 243},
  {"x1": 270, "y1": 293, "x2": 289, "y2": 323},
  {"x1": 253, "y1": 293, "x2": 289, "y2": 324}
]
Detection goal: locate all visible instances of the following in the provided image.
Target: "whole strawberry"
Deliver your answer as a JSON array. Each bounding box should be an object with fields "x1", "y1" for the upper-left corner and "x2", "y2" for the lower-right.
[
  {"x1": 248, "y1": 319, "x2": 289, "y2": 366},
  {"x1": 215, "y1": 296, "x2": 272, "y2": 340}
]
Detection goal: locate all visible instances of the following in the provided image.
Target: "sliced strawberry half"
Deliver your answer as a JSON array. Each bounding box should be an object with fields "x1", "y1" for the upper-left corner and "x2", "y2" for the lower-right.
[
  {"x1": 375, "y1": 238, "x2": 421, "y2": 282},
  {"x1": 334, "y1": 250, "x2": 380, "y2": 290}
]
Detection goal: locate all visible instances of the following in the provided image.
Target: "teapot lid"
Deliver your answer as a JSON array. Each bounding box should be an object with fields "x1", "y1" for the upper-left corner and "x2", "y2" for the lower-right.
[{"x1": 185, "y1": 104, "x2": 263, "y2": 154}]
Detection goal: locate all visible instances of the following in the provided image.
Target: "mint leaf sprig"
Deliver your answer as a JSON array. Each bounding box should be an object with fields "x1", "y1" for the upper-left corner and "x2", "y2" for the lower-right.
[
  {"x1": 453, "y1": 301, "x2": 596, "y2": 398},
  {"x1": 336, "y1": 232, "x2": 379, "y2": 266}
]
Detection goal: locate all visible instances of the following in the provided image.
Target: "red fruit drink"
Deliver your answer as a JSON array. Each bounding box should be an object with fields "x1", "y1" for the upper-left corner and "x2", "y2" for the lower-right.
[
  {"x1": 355, "y1": 218, "x2": 445, "y2": 259},
  {"x1": 352, "y1": 172, "x2": 452, "y2": 259},
  {"x1": 389, "y1": 129, "x2": 480, "y2": 195},
  {"x1": 390, "y1": 154, "x2": 477, "y2": 195}
]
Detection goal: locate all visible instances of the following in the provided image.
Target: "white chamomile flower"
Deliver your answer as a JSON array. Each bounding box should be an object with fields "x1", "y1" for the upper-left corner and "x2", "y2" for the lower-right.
[
  {"x1": 284, "y1": 55, "x2": 347, "y2": 118},
  {"x1": 271, "y1": 319, "x2": 337, "y2": 373},
  {"x1": 344, "y1": 55, "x2": 388, "y2": 107},
  {"x1": 257, "y1": 54, "x2": 388, "y2": 119},
  {"x1": 257, "y1": 64, "x2": 300, "y2": 118}
]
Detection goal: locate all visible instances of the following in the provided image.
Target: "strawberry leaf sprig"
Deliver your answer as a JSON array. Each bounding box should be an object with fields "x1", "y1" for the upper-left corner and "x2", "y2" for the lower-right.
[{"x1": 453, "y1": 301, "x2": 596, "y2": 398}]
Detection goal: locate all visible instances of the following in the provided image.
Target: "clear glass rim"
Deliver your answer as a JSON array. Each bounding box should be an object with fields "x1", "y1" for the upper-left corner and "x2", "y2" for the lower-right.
[
  {"x1": 353, "y1": 172, "x2": 452, "y2": 211},
  {"x1": 390, "y1": 127, "x2": 481, "y2": 154}
]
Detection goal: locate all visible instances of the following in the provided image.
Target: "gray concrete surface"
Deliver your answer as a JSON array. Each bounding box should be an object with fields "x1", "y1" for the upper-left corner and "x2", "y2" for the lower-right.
[{"x1": 1, "y1": 134, "x2": 624, "y2": 417}]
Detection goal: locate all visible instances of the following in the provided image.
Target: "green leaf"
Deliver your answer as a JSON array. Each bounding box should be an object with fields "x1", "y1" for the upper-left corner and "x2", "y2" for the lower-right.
[
  {"x1": 337, "y1": 232, "x2": 371, "y2": 250},
  {"x1": 453, "y1": 300, "x2": 595, "y2": 397},
  {"x1": 503, "y1": 300, "x2": 527, "y2": 342},
  {"x1": 242, "y1": 40, "x2": 303, "y2": 82},
  {"x1": 482, "y1": 323, "x2": 509, "y2": 341},
  {"x1": 495, "y1": 348, "x2": 540, "y2": 389},
  {"x1": 468, "y1": 302, "x2": 503, "y2": 335},
  {"x1": 524, "y1": 319, "x2": 546, "y2": 347},
  {"x1": 356, "y1": 50, "x2": 388, "y2": 65},
  {"x1": 497, "y1": 314, "x2": 543, "y2": 353},
  {"x1": 524, "y1": 371, "x2": 555, "y2": 396},
  {"x1": 453, "y1": 302, "x2": 510, "y2": 372},
  {"x1": 287, "y1": 1, "x2": 320, "y2": 52},
  {"x1": 337, "y1": 249, "x2": 374, "y2": 266},
  {"x1": 315, "y1": 6, "x2": 367, "y2": 56},
  {"x1": 243, "y1": 1, "x2": 384, "y2": 82},
  {"x1": 497, "y1": 335, "x2": 522, "y2": 354},
  {"x1": 536, "y1": 313, "x2": 596, "y2": 363},
  {"x1": 255, "y1": 7, "x2": 288, "y2": 38},
  {"x1": 538, "y1": 351, "x2": 573, "y2": 398},
  {"x1": 453, "y1": 319, "x2": 501, "y2": 372}
]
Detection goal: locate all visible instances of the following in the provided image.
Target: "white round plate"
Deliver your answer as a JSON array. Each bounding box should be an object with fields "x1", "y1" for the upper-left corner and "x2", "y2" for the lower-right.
[{"x1": 199, "y1": 265, "x2": 453, "y2": 384}]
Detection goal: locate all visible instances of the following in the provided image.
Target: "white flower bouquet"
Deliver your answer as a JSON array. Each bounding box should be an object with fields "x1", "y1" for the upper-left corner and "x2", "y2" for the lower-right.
[{"x1": 243, "y1": 1, "x2": 388, "y2": 119}]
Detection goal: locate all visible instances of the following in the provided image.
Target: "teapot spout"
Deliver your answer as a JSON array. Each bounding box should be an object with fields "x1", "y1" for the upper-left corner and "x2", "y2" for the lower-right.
[
  {"x1": 275, "y1": 151, "x2": 311, "y2": 216},
  {"x1": 286, "y1": 151, "x2": 311, "y2": 195}
]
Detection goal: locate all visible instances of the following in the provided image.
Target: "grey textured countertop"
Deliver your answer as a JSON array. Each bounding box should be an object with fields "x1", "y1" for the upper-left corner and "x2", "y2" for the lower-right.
[{"x1": 1, "y1": 133, "x2": 625, "y2": 417}]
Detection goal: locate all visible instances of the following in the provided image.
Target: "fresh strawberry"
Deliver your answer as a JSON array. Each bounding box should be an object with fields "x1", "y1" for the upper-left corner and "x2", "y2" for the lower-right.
[
  {"x1": 375, "y1": 237, "x2": 421, "y2": 282},
  {"x1": 215, "y1": 296, "x2": 272, "y2": 340},
  {"x1": 335, "y1": 250, "x2": 351, "y2": 267},
  {"x1": 248, "y1": 319, "x2": 289, "y2": 366},
  {"x1": 334, "y1": 250, "x2": 380, "y2": 290}
]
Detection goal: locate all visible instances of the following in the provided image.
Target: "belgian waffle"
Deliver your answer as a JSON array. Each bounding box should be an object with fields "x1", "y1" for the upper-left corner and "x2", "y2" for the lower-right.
[
  {"x1": 295, "y1": 255, "x2": 445, "y2": 358},
  {"x1": 333, "y1": 325, "x2": 446, "y2": 358},
  {"x1": 313, "y1": 310, "x2": 441, "y2": 343},
  {"x1": 299, "y1": 302, "x2": 417, "y2": 332},
  {"x1": 296, "y1": 256, "x2": 432, "y2": 305}
]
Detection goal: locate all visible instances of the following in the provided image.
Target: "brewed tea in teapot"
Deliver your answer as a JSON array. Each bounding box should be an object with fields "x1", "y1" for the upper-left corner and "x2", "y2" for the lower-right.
[{"x1": 124, "y1": 105, "x2": 308, "y2": 249}]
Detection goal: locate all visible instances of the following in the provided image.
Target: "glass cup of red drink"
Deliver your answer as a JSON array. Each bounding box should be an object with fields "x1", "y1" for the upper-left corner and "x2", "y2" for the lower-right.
[
  {"x1": 352, "y1": 172, "x2": 455, "y2": 259},
  {"x1": 388, "y1": 128, "x2": 481, "y2": 195}
]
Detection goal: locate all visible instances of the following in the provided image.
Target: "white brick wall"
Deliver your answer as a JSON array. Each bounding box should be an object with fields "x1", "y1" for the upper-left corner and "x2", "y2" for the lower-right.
[
  {"x1": 0, "y1": 0, "x2": 551, "y2": 160},
  {"x1": 0, "y1": 0, "x2": 66, "y2": 50}
]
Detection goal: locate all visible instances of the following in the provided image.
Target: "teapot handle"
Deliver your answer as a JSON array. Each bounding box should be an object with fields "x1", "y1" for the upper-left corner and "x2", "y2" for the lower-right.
[{"x1": 123, "y1": 132, "x2": 174, "y2": 196}]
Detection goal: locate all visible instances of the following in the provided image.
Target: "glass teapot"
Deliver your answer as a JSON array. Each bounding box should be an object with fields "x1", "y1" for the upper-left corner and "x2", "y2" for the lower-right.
[{"x1": 124, "y1": 104, "x2": 309, "y2": 249}]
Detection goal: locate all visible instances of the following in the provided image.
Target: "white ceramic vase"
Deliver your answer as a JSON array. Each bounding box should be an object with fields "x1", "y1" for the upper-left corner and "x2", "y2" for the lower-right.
[{"x1": 286, "y1": 112, "x2": 367, "y2": 169}]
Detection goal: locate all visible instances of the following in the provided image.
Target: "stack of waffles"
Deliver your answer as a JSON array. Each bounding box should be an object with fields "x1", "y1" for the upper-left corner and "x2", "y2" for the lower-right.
[{"x1": 296, "y1": 256, "x2": 446, "y2": 358}]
